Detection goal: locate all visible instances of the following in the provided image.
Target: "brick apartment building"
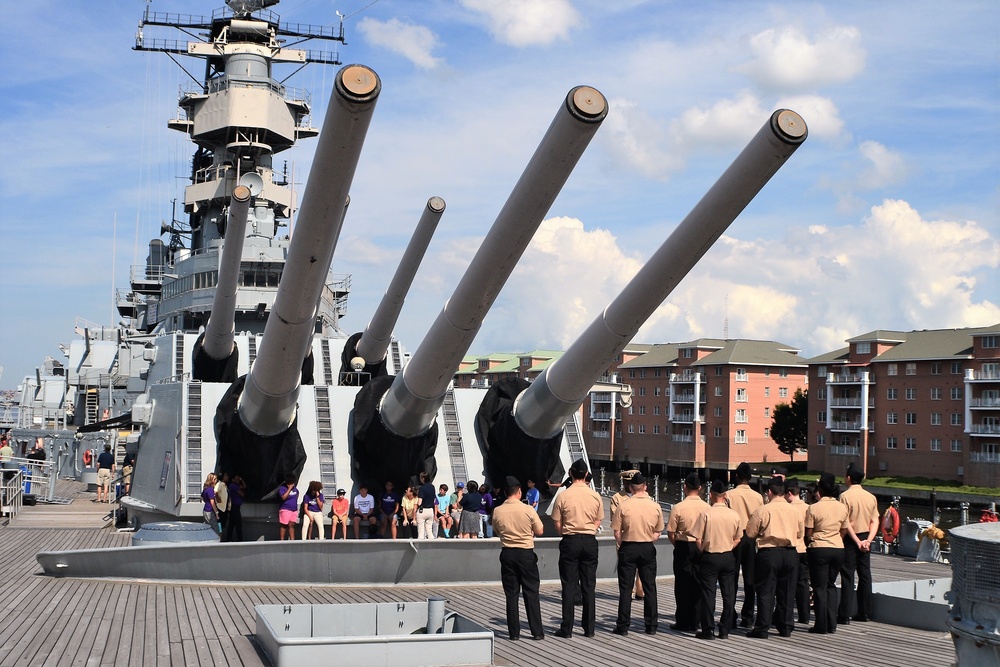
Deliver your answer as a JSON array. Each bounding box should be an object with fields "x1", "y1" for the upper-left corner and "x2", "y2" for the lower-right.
[
  {"x1": 807, "y1": 325, "x2": 1000, "y2": 487},
  {"x1": 452, "y1": 350, "x2": 564, "y2": 389},
  {"x1": 585, "y1": 338, "x2": 809, "y2": 479}
]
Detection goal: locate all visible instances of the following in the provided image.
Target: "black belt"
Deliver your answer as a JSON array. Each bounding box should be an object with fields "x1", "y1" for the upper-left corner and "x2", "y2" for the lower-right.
[{"x1": 562, "y1": 533, "x2": 596, "y2": 538}]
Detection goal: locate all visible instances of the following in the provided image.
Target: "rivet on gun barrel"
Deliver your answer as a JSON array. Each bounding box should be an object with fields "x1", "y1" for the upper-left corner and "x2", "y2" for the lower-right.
[
  {"x1": 340, "y1": 196, "x2": 445, "y2": 386},
  {"x1": 214, "y1": 64, "x2": 381, "y2": 500},
  {"x1": 351, "y1": 86, "x2": 608, "y2": 494},
  {"x1": 478, "y1": 109, "x2": 809, "y2": 490},
  {"x1": 191, "y1": 185, "x2": 252, "y2": 383}
]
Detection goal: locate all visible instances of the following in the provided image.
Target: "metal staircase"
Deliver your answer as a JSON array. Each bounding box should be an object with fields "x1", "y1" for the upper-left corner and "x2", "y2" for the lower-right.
[
  {"x1": 313, "y1": 386, "x2": 337, "y2": 492},
  {"x1": 185, "y1": 383, "x2": 202, "y2": 502},
  {"x1": 320, "y1": 340, "x2": 334, "y2": 385},
  {"x1": 563, "y1": 414, "x2": 585, "y2": 461},
  {"x1": 85, "y1": 389, "x2": 99, "y2": 425},
  {"x1": 174, "y1": 336, "x2": 184, "y2": 378},
  {"x1": 248, "y1": 335, "x2": 258, "y2": 366},
  {"x1": 442, "y1": 386, "x2": 468, "y2": 484}
]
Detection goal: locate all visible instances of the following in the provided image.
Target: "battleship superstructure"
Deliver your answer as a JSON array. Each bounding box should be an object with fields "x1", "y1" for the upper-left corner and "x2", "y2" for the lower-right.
[{"x1": 13, "y1": 0, "x2": 807, "y2": 538}]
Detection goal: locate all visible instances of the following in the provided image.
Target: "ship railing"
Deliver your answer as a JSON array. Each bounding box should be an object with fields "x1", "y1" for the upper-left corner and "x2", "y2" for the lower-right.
[
  {"x1": 144, "y1": 11, "x2": 214, "y2": 29},
  {"x1": 179, "y1": 79, "x2": 312, "y2": 106},
  {"x1": 0, "y1": 469, "x2": 24, "y2": 520},
  {"x1": 211, "y1": 6, "x2": 282, "y2": 24},
  {"x1": 156, "y1": 373, "x2": 194, "y2": 385}
]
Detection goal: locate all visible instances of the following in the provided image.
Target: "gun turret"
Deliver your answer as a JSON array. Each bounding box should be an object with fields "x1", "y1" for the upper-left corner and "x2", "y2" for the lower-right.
[
  {"x1": 192, "y1": 185, "x2": 252, "y2": 383},
  {"x1": 340, "y1": 196, "x2": 445, "y2": 385},
  {"x1": 478, "y1": 109, "x2": 809, "y2": 489},
  {"x1": 215, "y1": 64, "x2": 381, "y2": 498},
  {"x1": 352, "y1": 86, "x2": 608, "y2": 493}
]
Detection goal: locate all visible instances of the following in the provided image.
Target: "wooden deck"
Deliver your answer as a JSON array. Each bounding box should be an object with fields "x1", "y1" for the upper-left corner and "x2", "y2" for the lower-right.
[{"x1": 0, "y1": 481, "x2": 957, "y2": 667}]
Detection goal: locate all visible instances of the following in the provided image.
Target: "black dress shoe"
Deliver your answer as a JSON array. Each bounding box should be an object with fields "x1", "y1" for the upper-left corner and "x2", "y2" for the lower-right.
[
  {"x1": 851, "y1": 615, "x2": 870, "y2": 622},
  {"x1": 509, "y1": 635, "x2": 520, "y2": 641},
  {"x1": 695, "y1": 631, "x2": 715, "y2": 640},
  {"x1": 717, "y1": 632, "x2": 729, "y2": 639},
  {"x1": 634, "y1": 594, "x2": 644, "y2": 600},
  {"x1": 669, "y1": 623, "x2": 696, "y2": 632},
  {"x1": 645, "y1": 628, "x2": 657, "y2": 635},
  {"x1": 837, "y1": 616, "x2": 851, "y2": 625},
  {"x1": 777, "y1": 629, "x2": 792, "y2": 637},
  {"x1": 553, "y1": 629, "x2": 572, "y2": 639},
  {"x1": 739, "y1": 618, "x2": 753, "y2": 628},
  {"x1": 808, "y1": 626, "x2": 826, "y2": 634},
  {"x1": 530, "y1": 634, "x2": 545, "y2": 640},
  {"x1": 612, "y1": 627, "x2": 629, "y2": 636},
  {"x1": 746, "y1": 629, "x2": 769, "y2": 639},
  {"x1": 583, "y1": 631, "x2": 595, "y2": 638}
]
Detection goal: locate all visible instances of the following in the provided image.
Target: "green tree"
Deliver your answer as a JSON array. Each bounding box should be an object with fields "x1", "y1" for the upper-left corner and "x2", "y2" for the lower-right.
[{"x1": 770, "y1": 388, "x2": 808, "y2": 462}]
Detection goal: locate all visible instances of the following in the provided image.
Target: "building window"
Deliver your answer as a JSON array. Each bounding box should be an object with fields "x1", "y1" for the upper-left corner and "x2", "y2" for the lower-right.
[
  {"x1": 682, "y1": 349, "x2": 693, "y2": 358},
  {"x1": 905, "y1": 437, "x2": 916, "y2": 450},
  {"x1": 638, "y1": 425, "x2": 646, "y2": 434},
  {"x1": 856, "y1": 342, "x2": 871, "y2": 354},
  {"x1": 905, "y1": 413, "x2": 917, "y2": 425},
  {"x1": 887, "y1": 436, "x2": 897, "y2": 449},
  {"x1": 905, "y1": 388, "x2": 916, "y2": 400},
  {"x1": 931, "y1": 413, "x2": 942, "y2": 425},
  {"x1": 951, "y1": 439, "x2": 962, "y2": 452},
  {"x1": 887, "y1": 363, "x2": 898, "y2": 376},
  {"x1": 887, "y1": 388, "x2": 898, "y2": 400},
  {"x1": 639, "y1": 369, "x2": 646, "y2": 378},
  {"x1": 951, "y1": 362, "x2": 962, "y2": 374},
  {"x1": 764, "y1": 407, "x2": 770, "y2": 418},
  {"x1": 983, "y1": 335, "x2": 999, "y2": 349},
  {"x1": 735, "y1": 409, "x2": 747, "y2": 423},
  {"x1": 714, "y1": 427, "x2": 723, "y2": 437},
  {"x1": 629, "y1": 370, "x2": 635, "y2": 378},
  {"x1": 764, "y1": 427, "x2": 770, "y2": 437},
  {"x1": 628, "y1": 406, "x2": 634, "y2": 415},
  {"x1": 715, "y1": 387, "x2": 723, "y2": 397},
  {"x1": 817, "y1": 387, "x2": 827, "y2": 400},
  {"x1": 951, "y1": 413, "x2": 962, "y2": 426},
  {"x1": 905, "y1": 363, "x2": 916, "y2": 375},
  {"x1": 931, "y1": 387, "x2": 942, "y2": 400},
  {"x1": 817, "y1": 434, "x2": 826, "y2": 446},
  {"x1": 653, "y1": 406, "x2": 660, "y2": 415},
  {"x1": 779, "y1": 387, "x2": 788, "y2": 398},
  {"x1": 654, "y1": 387, "x2": 660, "y2": 396},
  {"x1": 736, "y1": 388, "x2": 747, "y2": 402},
  {"x1": 654, "y1": 368, "x2": 661, "y2": 378},
  {"x1": 817, "y1": 365, "x2": 827, "y2": 377},
  {"x1": 887, "y1": 412, "x2": 898, "y2": 424},
  {"x1": 628, "y1": 425, "x2": 634, "y2": 434},
  {"x1": 639, "y1": 387, "x2": 646, "y2": 397},
  {"x1": 639, "y1": 406, "x2": 646, "y2": 415},
  {"x1": 951, "y1": 387, "x2": 963, "y2": 400},
  {"x1": 930, "y1": 438, "x2": 942, "y2": 451},
  {"x1": 714, "y1": 407, "x2": 723, "y2": 417},
  {"x1": 735, "y1": 430, "x2": 747, "y2": 444},
  {"x1": 817, "y1": 411, "x2": 826, "y2": 422},
  {"x1": 764, "y1": 387, "x2": 770, "y2": 397},
  {"x1": 653, "y1": 425, "x2": 660, "y2": 434},
  {"x1": 522, "y1": 358, "x2": 530, "y2": 366},
  {"x1": 931, "y1": 362, "x2": 942, "y2": 375}
]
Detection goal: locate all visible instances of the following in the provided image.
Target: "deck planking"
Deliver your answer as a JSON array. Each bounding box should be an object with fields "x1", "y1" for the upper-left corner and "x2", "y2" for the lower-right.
[{"x1": 0, "y1": 483, "x2": 956, "y2": 667}]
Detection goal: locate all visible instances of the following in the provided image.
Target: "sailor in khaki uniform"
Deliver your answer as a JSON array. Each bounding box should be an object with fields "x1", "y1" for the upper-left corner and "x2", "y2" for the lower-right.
[
  {"x1": 492, "y1": 475, "x2": 545, "y2": 641},
  {"x1": 782, "y1": 478, "x2": 810, "y2": 626},
  {"x1": 666, "y1": 472, "x2": 710, "y2": 632},
  {"x1": 693, "y1": 479, "x2": 742, "y2": 639},
  {"x1": 611, "y1": 473, "x2": 664, "y2": 636},
  {"x1": 609, "y1": 469, "x2": 644, "y2": 600},
  {"x1": 838, "y1": 462, "x2": 879, "y2": 623},
  {"x1": 745, "y1": 476, "x2": 804, "y2": 638},
  {"x1": 551, "y1": 458, "x2": 604, "y2": 638},
  {"x1": 726, "y1": 461, "x2": 764, "y2": 627},
  {"x1": 805, "y1": 472, "x2": 848, "y2": 634}
]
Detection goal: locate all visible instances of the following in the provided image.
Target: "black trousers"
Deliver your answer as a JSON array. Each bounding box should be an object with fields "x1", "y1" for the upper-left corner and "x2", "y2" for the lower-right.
[
  {"x1": 733, "y1": 534, "x2": 756, "y2": 625},
  {"x1": 698, "y1": 551, "x2": 736, "y2": 635},
  {"x1": 225, "y1": 505, "x2": 243, "y2": 542},
  {"x1": 774, "y1": 551, "x2": 809, "y2": 628},
  {"x1": 499, "y1": 547, "x2": 543, "y2": 639},
  {"x1": 808, "y1": 547, "x2": 845, "y2": 632},
  {"x1": 753, "y1": 547, "x2": 798, "y2": 634},
  {"x1": 673, "y1": 541, "x2": 700, "y2": 628},
  {"x1": 615, "y1": 542, "x2": 658, "y2": 632},
  {"x1": 839, "y1": 531, "x2": 872, "y2": 620},
  {"x1": 558, "y1": 534, "x2": 598, "y2": 634}
]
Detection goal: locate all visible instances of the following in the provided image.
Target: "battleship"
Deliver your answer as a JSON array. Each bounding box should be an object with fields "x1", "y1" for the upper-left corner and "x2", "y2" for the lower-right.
[{"x1": 12, "y1": 0, "x2": 807, "y2": 543}]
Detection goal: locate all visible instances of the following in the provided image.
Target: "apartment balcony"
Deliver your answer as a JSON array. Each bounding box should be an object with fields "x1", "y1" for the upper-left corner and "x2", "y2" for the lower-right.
[
  {"x1": 670, "y1": 413, "x2": 700, "y2": 424},
  {"x1": 734, "y1": 416, "x2": 748, "y2": 423},
  {"x1": 735, "y1": 373, "x2": 748, "y2": 382},
  {"x1": 830, "y1": 398, "x2": 874, "y2": 408},
  {"x1": 830, "y1": 445, "x2": 861, "y2": 456},
  {"x1": 672, "y1": 434, "x2": 693, "y2": 443},
  {"x1": 967, "y1": 369, "x2": 1000, "y2": 382},
  {"x1": 670, "y1": 373, "x2": 702, "y2": 383},
  {"x1": 733, "y1": 435, "x2": 748, "y2": 445},
  {"x1": 589, "y1": 412, "x2": 621, "y2": 422},
  {"x1": 591, "y1": 392, "x2": 614, "y2": 403},
  {"x1": 591, "y1": 431, "x2": 611, "y2": 439},
  {"x1": 734, "y1": 396, "x2": 748, "y2": 403},
  {"x1": 470, "y1": 379, "x2": 491, "y2": 389},
  {"x1": 828, "y1": 420, "x2": 874, "y2": 432},
  {"x1": 970, "y1": 398, "x2": 1000, "y2": 409},
  {"x1": 969, "y1": 451, "x2": 1000, "y2": 463},
  {"x1": 673, "y1": 393, "x2": 701, "y2": 403},
  {"x1": 828, "y1": 373, "x2": 871, "y2": 384},
  {"x1": 968, "y1": 424, "x2": 1000, "y2": 436}
]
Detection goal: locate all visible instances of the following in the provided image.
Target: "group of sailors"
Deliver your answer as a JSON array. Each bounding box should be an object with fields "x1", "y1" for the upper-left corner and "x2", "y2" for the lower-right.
[{"x1": 492, "y1": 458, "x2": 879, "y2": 641}]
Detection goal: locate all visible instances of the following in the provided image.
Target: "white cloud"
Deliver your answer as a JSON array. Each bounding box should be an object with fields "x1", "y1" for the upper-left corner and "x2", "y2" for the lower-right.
[
  {"x1": 460, "y1": 0, "x2": 581, "y2": 47},
  {"x1": 357, "y1": 18, "x2": 443, "y2": 69},
  {"x1": 857, "y1": 140, "x2": 909, "y2": 189},
  {"x1": 774, "y1": 94, "x2": 846, "y2": 140},
  {"x1": 670, "y1": 91, "x2": 768, "y2": 150},
  {"x1": 601, "y1": 98, "x2": 683, "y2": 180},
  {"x1": 737, "y1": 24, "x2": 867, "y2": 91}
]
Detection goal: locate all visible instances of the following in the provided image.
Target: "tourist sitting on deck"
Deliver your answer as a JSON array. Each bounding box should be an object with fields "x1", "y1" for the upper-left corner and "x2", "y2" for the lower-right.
[
  {"x1": 353, "y1": 485, "x2": 377, "y2": 539},
  {"x1": 330, "y1": 489, "x2": 350, "y2": 539},
  {"x1": 400, "y1": 486, "x2": 419, "y2": 539},
  {"x1": 378, "y1": 481, "x2": 400, "y2": 539},
  {"x1": 277, "y1": 475, "x2": 299, "y2": 541},
  {"x1": 436, "y1": 484, "x2": 454, "y2": 538},
  {"x1": 301, "y1": 481, "x2": 325, "y2": 540}
]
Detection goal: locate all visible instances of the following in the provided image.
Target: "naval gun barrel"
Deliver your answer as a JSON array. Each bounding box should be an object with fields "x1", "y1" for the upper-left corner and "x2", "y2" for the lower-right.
[
  {"x1": 238, "y1": 64, "x2": 381, "y2": 437},
  {"x1": 514, "y1": 109, "x2": 808, "y2": 439},
  {"x1": 379, "y1": 86, "x2": 608, "y2": 438},
  {"x1": 201, "y1": 185, "x2": 252, "y2": 362},
  {"x1": 351, "y1": 196, "x2": 446, "y2": 370}
]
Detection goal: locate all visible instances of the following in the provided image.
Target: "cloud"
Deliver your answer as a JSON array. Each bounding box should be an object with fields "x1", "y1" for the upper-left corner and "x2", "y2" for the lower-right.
[
  {"x1": 856, "y1": 140, "x2": 909, "y2": 189},
  {"x1": 774, "y1": 94, "x2": 846, "y2": 140},
  {"x1": 737, "y1": 24, "x2": 867, "y2": 91},
  {"x1": 669, "y1": 91, "x2": 769, "y2": 150},
  {"x1": 357, "y1": 18, "x2": 443, "y2": 69},
  {"x1": 601, "y1": 98, "x2": 683, "y2": 180},
  {"x1": 460, "y1": 0, "x2": 581, "y2": 47}
]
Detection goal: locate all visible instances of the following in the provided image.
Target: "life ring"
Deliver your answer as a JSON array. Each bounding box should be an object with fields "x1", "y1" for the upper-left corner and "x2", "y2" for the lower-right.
[
  {"x1": 82, "y1": 449, "x2": 93, "y2": 467},
  {"x1": 881, "y1": 505, "x2": 900, "y2": 543}
]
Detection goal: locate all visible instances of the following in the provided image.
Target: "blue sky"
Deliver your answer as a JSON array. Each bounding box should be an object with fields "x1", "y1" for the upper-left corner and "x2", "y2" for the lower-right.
[{"x1": 1, "y1": 0, "x2": 997, "y2": 387}]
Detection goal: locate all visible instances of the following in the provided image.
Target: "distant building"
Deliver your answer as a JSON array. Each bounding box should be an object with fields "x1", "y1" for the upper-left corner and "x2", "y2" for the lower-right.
[
  {"x1": 452, "y1": 350, "x2": 564, "y2": 389},
  {"x1": 806, "y1": 325, "x2": 1000, "y2": 487},
  {"x1": 585, "y1": 339, "x2": 809, "y2": 478}
]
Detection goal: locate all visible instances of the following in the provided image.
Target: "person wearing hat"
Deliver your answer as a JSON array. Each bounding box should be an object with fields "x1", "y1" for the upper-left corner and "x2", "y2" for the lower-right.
[
  {"x1": 492, "y1": 476, "x2": 545, "y2": 641},
  {"x1": 610, "y1": 469, "x2": 644, "y2": 600},
  {"x1": 727, "y1": 461, "x2": 764, "y2": 628},
  {"x1": 611, "y1": 472, "x2": 664, "y2": 636},
  {"x1": 666, "y1": 472, "x2": 709, "y2": 632},
  {"x1": 95, "y1": 443, "x2": 116, "y2": 503},
  {"x1": 692, "y1": 479, "x2": 742, "y2": 639},
  {"x1": 330, "y1": 488, "x2": 350, "y2": 539},
  {"x1": 782, "y1": 478, "x2": 811, "y2": 626},
  {"x1": 550, "y1": 458, "x2": 604, "y2": 638},
  {"x1": 838, "y1": 462, "x2": 879, "y2": 623},
  {"x1": 744, "y1": 476, "x2": 803, "y2": 638},
  {"x1": 805, "y1": 472, "x2": 848, "y2": 634}
]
